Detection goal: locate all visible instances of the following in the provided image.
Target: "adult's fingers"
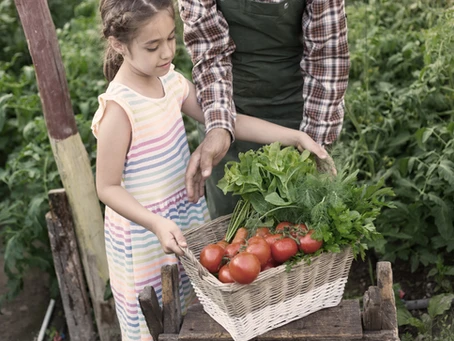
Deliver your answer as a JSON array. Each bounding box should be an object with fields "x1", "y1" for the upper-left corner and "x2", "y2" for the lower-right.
[{"x1": 185, "y1": 148, "x2": 202, "y2": 201}]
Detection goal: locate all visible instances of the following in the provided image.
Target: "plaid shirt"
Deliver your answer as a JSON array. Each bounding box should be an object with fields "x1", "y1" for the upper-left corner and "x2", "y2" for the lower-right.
[{"x1": 178, "y1": 0, "x2": 350, "y2": 145}]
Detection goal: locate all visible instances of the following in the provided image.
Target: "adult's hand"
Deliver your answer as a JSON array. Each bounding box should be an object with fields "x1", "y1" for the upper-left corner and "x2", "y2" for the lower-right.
[{"x1": 185, "y1": 128, "x2": 231, "y2": 203}]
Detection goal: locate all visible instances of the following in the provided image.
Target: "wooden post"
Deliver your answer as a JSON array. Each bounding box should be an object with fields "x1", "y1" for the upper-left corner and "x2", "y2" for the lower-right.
[
  {"x1": 139, "y1": 286, "x2": 163, "y2": 341},
  {"x1": 376, "y1": 262, "x2": 398, "y2": 336},
  {"x1": 13, "y1": 1, "x2": 120, "y2": 339},
  {"x1": 46, "y1": 189, "x2": 97, "y2": 341},
  {"x1": 362, "y1": 261, "x2": 399, "y2": 341},
  {"x1": 161, "y1": 264, "x2": 182, "y2": 334}
]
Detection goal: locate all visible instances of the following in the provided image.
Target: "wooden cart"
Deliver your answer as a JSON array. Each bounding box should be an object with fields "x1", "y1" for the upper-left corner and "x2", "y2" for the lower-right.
[{"x1": 139, "y1": 262, "x2": 400, "y2": 341}]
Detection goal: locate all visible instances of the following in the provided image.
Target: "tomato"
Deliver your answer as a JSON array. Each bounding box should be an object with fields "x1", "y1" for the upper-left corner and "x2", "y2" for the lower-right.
[
  {"x1": 229, "y1": 252, "x2": 261, "y2": 284},
  {"x1": 264, "y1": 233, "x2": 283, "y2": 246},
  {"x1": 247, "y1": 235, "x2": 267, "y2": 245},
  {"x1": 224, "y1": 242, "x2": 242, "y2": 259},
  {"x1": 216, "y1": 240, "x2": 229, "y2": 249},
  {"x1": 270, "y1": 237, "x2": 298, "y2": 263},
  {"x1": 218, "y1": 264, "x2": 235, "y2": 283},
  {"x1": 261, "y1": 256, "x2": 279, "y2": 271},
  {"x1": 199, "y1": 244, "x2": 225, "y2": 273},
  {"x1": 275, "y1": 221, "x2": 293, "y2": 234},
  {"x1": 298, "y1": 230, "x2": 323, "y2": 254},
  {"x1": 255, "y1": 227, "x2": 271, "y2": 238},
  {"x1": 231, "y1": 227, "x2": 248, "y2": 245},
  {"x1": 245, "y1": 239, "x2": 271, "y2": 266}
]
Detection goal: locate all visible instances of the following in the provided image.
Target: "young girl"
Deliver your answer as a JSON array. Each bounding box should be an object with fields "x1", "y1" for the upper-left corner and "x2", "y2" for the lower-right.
[{"x1": 93, "y1": 0, "x2": 331, "y2": 340}]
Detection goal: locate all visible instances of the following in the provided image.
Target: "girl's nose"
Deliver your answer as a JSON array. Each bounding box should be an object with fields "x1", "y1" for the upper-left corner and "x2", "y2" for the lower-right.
[{"x1": 161, "y1": 41, "x2": 174, "y2": 59}]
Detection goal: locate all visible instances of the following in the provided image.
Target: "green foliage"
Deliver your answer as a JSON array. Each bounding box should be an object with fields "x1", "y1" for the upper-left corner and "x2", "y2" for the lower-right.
[
  {"x1": 340, "y1": 0, "x2": 454, "y2": 274},
  {"x1": 398, "y1": 293, "x2": 454, "y2": 341},
  {"x1": 0, "y1": 0, "x2": 195, "y2": 306},
  {"x1": 218, "y1": 142, "x2": 395, "y2": 259}
]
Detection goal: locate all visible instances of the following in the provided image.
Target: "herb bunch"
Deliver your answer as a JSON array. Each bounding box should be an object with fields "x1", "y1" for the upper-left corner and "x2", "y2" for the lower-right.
[{"x1": 217, "y1": 142, "x2": 395, "y2": 259}]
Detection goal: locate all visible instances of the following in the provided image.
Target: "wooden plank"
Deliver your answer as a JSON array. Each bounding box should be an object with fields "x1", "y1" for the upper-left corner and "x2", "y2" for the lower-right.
[
  {"x1": 139, "y1": 286, "x2": 163, "y2": 341},
  {"x1": 161, "y1": 264, "x2": 182, "y2": 334},
  {"x1": 158, "y1": 334, "x2": 179, "y2": 341},
  {"x1": 362, "y1": 286, "x2": 382, "y2": 331},
  {"x1": 179, "y1": 300, "x2": 363, "y2": 341},
  {"x1": 362, "y1": 330, "x2": 400, "y2": 341},
  {"x1": 13, "y1": 0, "x2": 120, "y2": 339},
  {"x1": 376, "y1": 262, "x2": 398, "y2": 336},
  {"x1": 45, "y1": 190, "x2": 97, "y2": 341}
]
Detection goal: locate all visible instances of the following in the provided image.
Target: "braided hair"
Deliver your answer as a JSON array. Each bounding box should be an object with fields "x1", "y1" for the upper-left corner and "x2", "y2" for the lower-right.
[{"x1": 99, "y1": 0, "x2": 175, "y2": 81}]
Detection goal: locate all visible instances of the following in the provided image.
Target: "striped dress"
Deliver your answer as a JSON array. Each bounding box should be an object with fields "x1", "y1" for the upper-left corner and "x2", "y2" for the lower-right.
[{"x1": 91, "y1": 67, "x2": 210, "y2": 341}]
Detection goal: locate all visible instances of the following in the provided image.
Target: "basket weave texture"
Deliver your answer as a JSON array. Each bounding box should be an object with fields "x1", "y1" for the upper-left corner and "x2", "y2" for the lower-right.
[{"x1": 180, "y1": 215, "x2": 354, "y2": 341}]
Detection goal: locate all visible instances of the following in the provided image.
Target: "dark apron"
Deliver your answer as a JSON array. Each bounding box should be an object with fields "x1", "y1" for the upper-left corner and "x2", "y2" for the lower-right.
[{"x1": 202, "y1": 0, "x2": 306, "y2": 218}]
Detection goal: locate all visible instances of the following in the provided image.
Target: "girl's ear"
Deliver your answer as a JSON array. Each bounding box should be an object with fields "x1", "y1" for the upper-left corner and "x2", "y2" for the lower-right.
[{"x1": 108, "y1": 36, "x2": 125, "y2": 56}]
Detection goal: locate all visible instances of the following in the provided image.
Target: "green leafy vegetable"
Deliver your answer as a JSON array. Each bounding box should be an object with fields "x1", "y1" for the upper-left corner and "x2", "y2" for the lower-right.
[{"x1": 218, "y1": 142, "x2": 395, "y2": 259}]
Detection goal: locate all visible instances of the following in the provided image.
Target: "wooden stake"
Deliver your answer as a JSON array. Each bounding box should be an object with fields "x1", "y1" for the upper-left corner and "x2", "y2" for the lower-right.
[
  {"x1": 161, "y1": 264, "x2": 182, "y2": 334},
  {"x1": 13, "y1": 0, "x2": 120, "y2": 339},
  {"x1": 46, "y1": 189, "x2": 97, "y2": 341}
]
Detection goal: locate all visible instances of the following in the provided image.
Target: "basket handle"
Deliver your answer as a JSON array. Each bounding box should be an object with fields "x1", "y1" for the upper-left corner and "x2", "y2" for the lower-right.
[{"x1": 179, "y1": 246, "x2": 211, "y2": 279}]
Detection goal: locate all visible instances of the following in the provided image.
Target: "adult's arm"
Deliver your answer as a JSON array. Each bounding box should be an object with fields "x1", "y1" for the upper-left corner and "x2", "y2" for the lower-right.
[
  {"x1": 300, "y1": 0, "x2": 350, "y2": 145},
  {"x1": 178, "y1": 0, "x2": 236, "y2": 137},
  {"x1": 178, "y1": 0, "x2": 237, "y2": 200}
]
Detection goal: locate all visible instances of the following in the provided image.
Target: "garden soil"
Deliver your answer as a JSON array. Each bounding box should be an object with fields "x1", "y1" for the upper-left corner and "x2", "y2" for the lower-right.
[{"x1": 0, "y1": 253, "x2": 51, "y2": 341}]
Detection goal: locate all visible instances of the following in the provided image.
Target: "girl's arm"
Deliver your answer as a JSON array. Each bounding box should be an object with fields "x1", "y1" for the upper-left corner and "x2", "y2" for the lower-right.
[
  {"x1": 95, "y1": 100, "x2": 187, "y2": 255},
  {"x1": 182, "y1": 79, "x2": 330, "y2": 160}
]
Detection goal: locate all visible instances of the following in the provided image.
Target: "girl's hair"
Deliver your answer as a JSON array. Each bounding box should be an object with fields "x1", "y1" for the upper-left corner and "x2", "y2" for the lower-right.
[{"x1": 100, "y1": 0, "x2": 175, "y2": 81}]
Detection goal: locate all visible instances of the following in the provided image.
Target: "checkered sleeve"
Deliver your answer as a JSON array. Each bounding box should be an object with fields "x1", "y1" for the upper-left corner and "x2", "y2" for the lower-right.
[
  {"x1": 178, "y1": 0, "x2": 237, "y2": 140},
  {"x1": 300, "y1": 0, "x2": 350, "y2": 145}
]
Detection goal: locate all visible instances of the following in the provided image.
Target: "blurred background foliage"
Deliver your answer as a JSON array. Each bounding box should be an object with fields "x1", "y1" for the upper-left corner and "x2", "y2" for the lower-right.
[{"x1": 0, "y1": 0, "x2": 453, "y2": 337}]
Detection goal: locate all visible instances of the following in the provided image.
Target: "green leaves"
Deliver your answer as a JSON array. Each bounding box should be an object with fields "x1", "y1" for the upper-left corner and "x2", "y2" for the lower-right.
[{"x1": 218, "y1": 142, "x2": 394, "y2": 259}]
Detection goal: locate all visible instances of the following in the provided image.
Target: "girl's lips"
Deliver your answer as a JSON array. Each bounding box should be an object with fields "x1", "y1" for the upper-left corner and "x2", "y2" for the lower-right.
[{"x1": 159, "y1": 62, "x2": 171, "y2": 68}]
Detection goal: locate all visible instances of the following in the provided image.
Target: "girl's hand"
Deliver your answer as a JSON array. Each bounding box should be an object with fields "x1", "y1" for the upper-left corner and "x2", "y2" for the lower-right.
[
  {"x1": 295, "y1": 132, "x2": 337, "y2": 176},
  {"x1": 154, "y1": 216, "x2": 187, "y2": 256}
]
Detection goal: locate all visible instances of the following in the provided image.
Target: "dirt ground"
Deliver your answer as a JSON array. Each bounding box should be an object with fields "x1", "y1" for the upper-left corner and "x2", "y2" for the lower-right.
[{"x1": 0, "y1": 253, "x2": 52, "y2": 341}]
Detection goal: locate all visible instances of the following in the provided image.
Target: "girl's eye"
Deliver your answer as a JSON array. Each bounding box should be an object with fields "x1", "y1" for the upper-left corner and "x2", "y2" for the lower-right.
[{"x1": 146, "y1": 47, "x2": 158, "y2": 52}]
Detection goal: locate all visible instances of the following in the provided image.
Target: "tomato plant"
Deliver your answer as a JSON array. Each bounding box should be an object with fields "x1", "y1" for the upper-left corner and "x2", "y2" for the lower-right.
[
  {"x1": 298, "y1": 230, "x2": 323, "y2": 254},
  {"x1": 199, "y1": 244, "x2": 224, "y2": 273},
  {"x1": 229, "y1": 252, "x2": 261, "y2": 284},
  {"x1": 270, "y1": 237, "x2": 298, "y2": 263}
]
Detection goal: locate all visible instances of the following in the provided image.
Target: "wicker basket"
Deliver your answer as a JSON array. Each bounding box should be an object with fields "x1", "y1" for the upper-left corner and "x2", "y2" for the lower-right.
[{"x1": 180, "y1": 215, "x2": 354, "y2": 341}]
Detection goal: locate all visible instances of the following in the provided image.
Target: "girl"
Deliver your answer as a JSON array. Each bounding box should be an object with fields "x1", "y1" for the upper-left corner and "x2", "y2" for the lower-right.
[{"x1": 93, "y1": 0, "x2": 331, "y2": 339}]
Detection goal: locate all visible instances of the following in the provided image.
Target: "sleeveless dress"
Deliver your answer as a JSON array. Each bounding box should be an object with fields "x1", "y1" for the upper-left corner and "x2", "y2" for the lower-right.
[{"x1": 92, "y1": 67, "x2": 210, "y2": 341}]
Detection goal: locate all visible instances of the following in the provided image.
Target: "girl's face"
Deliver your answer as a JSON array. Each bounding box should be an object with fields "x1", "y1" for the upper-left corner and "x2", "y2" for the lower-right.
[{"x1": 122, "y1": 10, "x2": 176, "y2": 78}]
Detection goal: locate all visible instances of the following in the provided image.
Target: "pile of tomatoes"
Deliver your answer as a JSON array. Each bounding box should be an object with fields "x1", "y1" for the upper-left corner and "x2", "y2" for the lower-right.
[{"x1": 199, "y1": 222, "x2": 323, "y2": 285}]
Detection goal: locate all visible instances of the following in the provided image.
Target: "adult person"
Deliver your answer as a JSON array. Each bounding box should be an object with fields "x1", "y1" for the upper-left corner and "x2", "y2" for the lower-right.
[{"x1": 179, "y1": 0, "x2": 350, "y2": 218}]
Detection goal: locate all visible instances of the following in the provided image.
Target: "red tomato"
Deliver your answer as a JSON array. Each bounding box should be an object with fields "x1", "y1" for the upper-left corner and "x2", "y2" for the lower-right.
[
  {"x1": 255, "y1": 227, "x2": 271, "y2": 238},
  {"x1": 216, "y1": 240, "x2": 229, "y2": 249},
  {"x1": 218, "y1": 264, "x2": 235, "y2": 283},
  {"x1": 229, "y1": 252, "x2": 261, "y2": 284},
  {"x1": 261, "y1": 257, "x2": 279, "y2": 271},
  {"x1": 264, "y1": 233, "x2": 283, "y2": 246},
  {"x1": 247, "y1": 235, "x2": 267, "y2": 245},
  {"x1": 275, "y1": 221, "x2": 293, "y2": 234},
  {"x1": 245, "y1": 240, "x2": 271, "y2": 266},
  {"x1": 224, "y1": 242, "x2": 242, "y2": 259},
  {"x1": 298, "y1": 230, "x2": 323, "y2": 254},
  {"x1": 231, "y1": 227, "x2": 248, "y2": 245},
  {"x1": 270, "y1": 237, "x2": 298, "y2": 263},
  {"x1": 200, "y1": 244, "x2": 225, "y2": 273}
]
